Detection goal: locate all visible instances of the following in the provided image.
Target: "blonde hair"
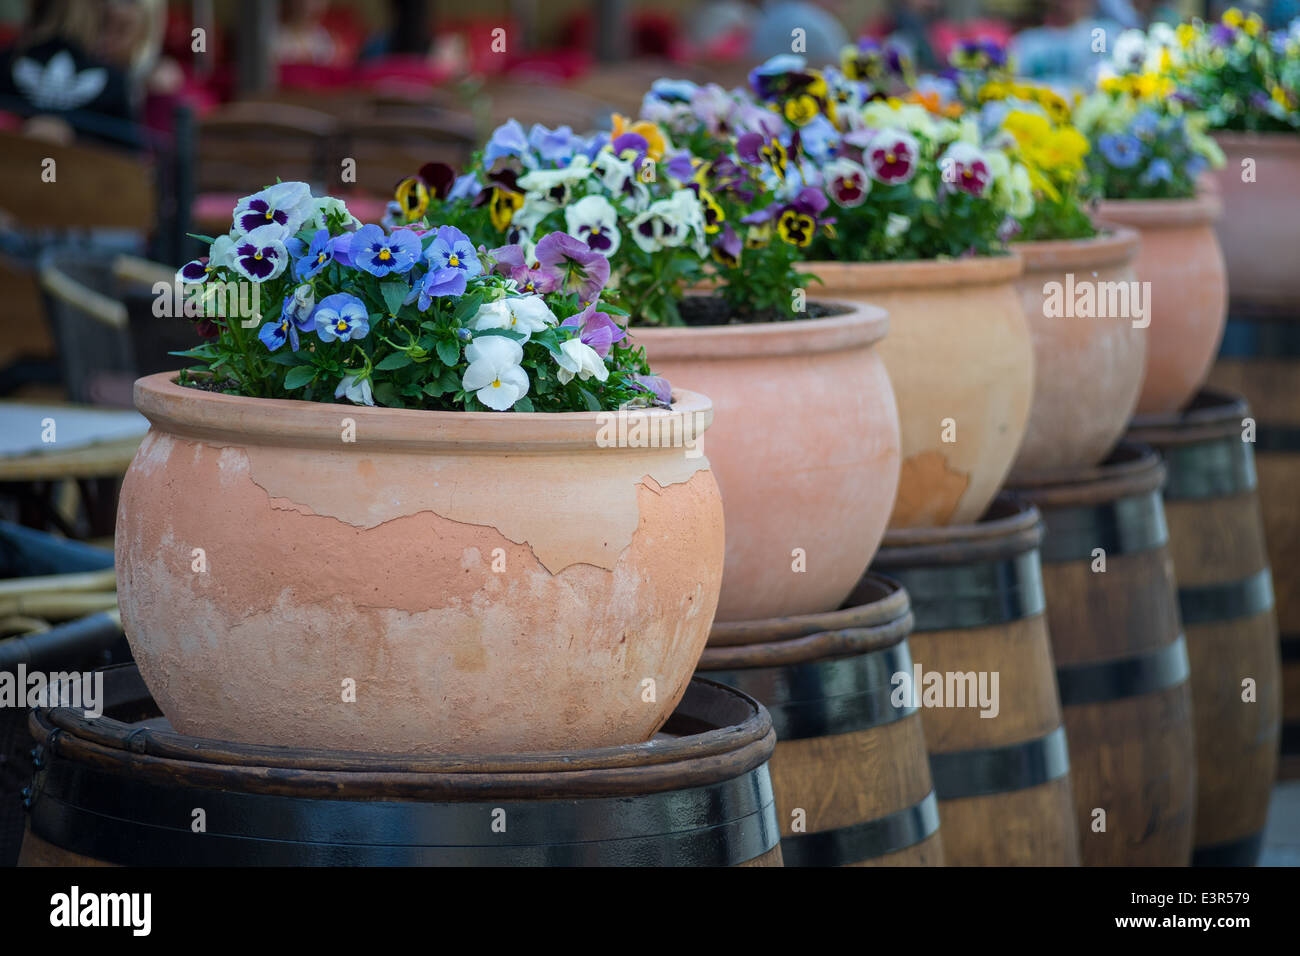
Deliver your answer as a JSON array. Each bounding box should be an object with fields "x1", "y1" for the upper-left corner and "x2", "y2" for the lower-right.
[{"x1": 19, "y1": 0, "x2": 101, "y2": 52}]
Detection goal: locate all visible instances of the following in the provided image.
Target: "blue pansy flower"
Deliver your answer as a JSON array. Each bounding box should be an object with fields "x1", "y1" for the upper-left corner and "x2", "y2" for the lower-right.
[
  {"x1": 1099, "y1": 133, "x2": 1143, "y2": 169},
  {"x1": 796, "y1": 115, "x2": 840, "y2": 164},
  {"x1": 528, "y1": 123, "x2": 581, "y2": 167},
  {"x1": 425, "y1": 226, "x2": 482, "y2": 278},
  {"x1": 417, "y1": 267, "x2": 468, "y2": 311},
  {"x1": 294, "y1": 229, "x2": 334, "y2": 280},
  {"x1": 649, "y1": 78, "x2": 698, "y2": 104},
  {"x1": 350, "y1": 225, "x2": 420, "y2": 277},
  {"x1": 448, "y1": 173, "x2": 481, "y2": 202},
  {"x1": 484, "y1": 119, "x2": 530, "y2": 167},
  {"x1": 1131, "y1": 110, "x2": 1160, "y2": 141},
  {"x1": 314, "y1": 293, "x2": 370, "y2": 342},
  {"x1": 1140, "y1": 158, "x2": 1174, "y2": 185}
]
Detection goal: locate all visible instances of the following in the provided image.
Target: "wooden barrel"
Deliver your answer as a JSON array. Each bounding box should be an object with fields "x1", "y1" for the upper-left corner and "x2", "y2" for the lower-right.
[
  {"x1": 870, "y1": 495, "x2": 1079, "y2": 865},
  {"x1": 1128, "y1": 388, "x2": 1282, "y2": 865},
  {"x1": 1013, "y1": 443, "x2": 1196, "y2": 866},
  {"x1": 697, "y1": 575, "x2": 943, "y2": 866},
  {"x1": 1207, "y1": 312, "x2": 1300, "y2": 778},
  {"x1": 19, "y1": 664, "x2": 782, "y2": 867}
]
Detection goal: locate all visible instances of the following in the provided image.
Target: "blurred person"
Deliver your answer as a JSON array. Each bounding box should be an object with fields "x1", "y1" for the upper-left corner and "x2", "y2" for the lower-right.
[
  {"x1": 750, "y1": 0, "x2": 850, "y2": 63},
  {"x1": 1009, "y1": 0, "x2": 1124, "y2": 88},
  {"x1": 865, "y1": 0, "x2": 943, "y2": 71},
  {"x1": 275, "y1": 0, "x2": 342, "y2": 66},
  {"x1": 688, "y1": 0, "x2": 759, "y2": 59},
  {"x1": 0, "y1": 0, "x2": 145, "y2": 149}
]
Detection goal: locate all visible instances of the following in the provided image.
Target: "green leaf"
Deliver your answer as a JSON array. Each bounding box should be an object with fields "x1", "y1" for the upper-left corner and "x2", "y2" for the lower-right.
[
  {"x1": 283, "y1": 365, "x2": 316, "y2": 389},
  {"x1": 380, "y1": 280, "x2": 409, "y2": 316},
  {"x1": 513, "y1": 397, "x2": 534, "y2": 413},
  {"x1": 374, "y1": 382, "x2": 401, "y2": 407},
  {"x1": 265, "y1": 351, "x2": 302, "y2": 367},
  {"x1": 375, "y1": 351, "x2": 413, "y2": 370},
  {"x1": 435, "y1": 339, "x2": 459, "y2": 366},
  {"x1": 578, "y1": 387, "x2": 602, "y2": 412}
]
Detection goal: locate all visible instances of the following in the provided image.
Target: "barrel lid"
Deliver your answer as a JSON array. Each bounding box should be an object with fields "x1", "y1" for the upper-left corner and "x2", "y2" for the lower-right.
[
  {"x1": 1008, "y1": 442, "x2": 1166, "y2": 506},
  {"x1": 29, "y1": 664, "x2": 775, "y2": 799},
  {"x1": 875, "y1": 493, "x2": 1044, "y2": 567},
  {"x1": 1128, "y1": 388, "x2": 1253, "y2": 447}
]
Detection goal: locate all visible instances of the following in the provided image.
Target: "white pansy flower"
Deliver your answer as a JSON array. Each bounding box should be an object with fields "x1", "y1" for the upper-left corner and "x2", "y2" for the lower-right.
[
  {"x1": 564, "y1": 195, "x2": 622, "y2": 257},
  {"x1": 232, "y1": 181, "x2": 313, "y2": 237},
  {"x1": 334, "y1": 373, "x2": 374, "y2": 407},
  {"x1": 555, "y1": 338, "x2": 609, "y2": 385},
  {"x1": 884, "y1": 213, "x2": 911, "y2": 239},
  {"x1": 307, "y1": 196, "x2": 362, "y2": 232},
  {"x1": 592, "y1": 150, "x2": 650, "y2": 210},
  {"x1": 470, "y1": 295, "x2": 555, "y2": 342},
  {"x1": 463, "y1": 336, "x2": 529, "y2": 411},
  {"x1": 518, "y1": 156, "x2": 593, "y2": 213},
  {"x1": 1112, "y1": 29, "x2": 1148, "y2": 73}
]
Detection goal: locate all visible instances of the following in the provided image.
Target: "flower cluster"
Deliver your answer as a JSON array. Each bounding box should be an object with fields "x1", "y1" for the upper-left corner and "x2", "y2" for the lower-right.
[
  {"x1": 642, "y1": 53, "x2": 1030, "y2": 263},
  {"x1": 389, "y1": 118, "x2": 714, "y2": 327},
  {"x1": 1074, "y1": 91, "x2": 1225, "y2": 200},
  {"x1": 175, "y1": 182, "x2": 668, "y2": 412},
  {"x1": 1134, "y1": 14, "x2": 1300, "y2": 133}
]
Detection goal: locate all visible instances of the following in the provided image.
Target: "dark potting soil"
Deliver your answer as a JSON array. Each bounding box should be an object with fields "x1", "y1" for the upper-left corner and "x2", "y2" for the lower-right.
[
  {"x1": 677, "y1": 295, "x2": 847, "y2": 327},
  {"x1": 181, "y1": 377, "x2": 240, "y2": 395}
]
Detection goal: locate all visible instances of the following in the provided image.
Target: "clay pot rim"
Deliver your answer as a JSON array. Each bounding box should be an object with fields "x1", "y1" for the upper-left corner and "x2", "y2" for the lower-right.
[
  {"x1": 1095, "y1": 191, "x2": 1222, "y2": 228},
  {"x1": 631, "y1": 298, "x2": 888, "y2": 359},
  {"x1": 1013, "y1": 225, "x2": 1140, "y2": 272},
  {"x1": 1127, "y1": 387, "x2": 1251, "y2": 447},
  {"x1": 1212, "y1": 130, "x2": 1300, "y2": 155},
  {"x1": 1010, "y1": 441, "x2": 1166, "y2": 506},
  {"x1": 874, "y1": 493, "x2": 1044, "y2": 567},
  {"x1": 133, "y1": 371, "x2": 713, "y2": 452},
  {"x1": 805, "y1": 250, "x2": 1024, "y2": 292},
  {"x1": 705, "y1": 572, "x2": 910, "y2": 648}
]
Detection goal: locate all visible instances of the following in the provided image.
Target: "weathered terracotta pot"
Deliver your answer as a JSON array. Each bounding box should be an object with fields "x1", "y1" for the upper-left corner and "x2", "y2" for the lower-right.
[
  {"x1": 806, "y1": 256, "x2": 1032, "y2": 528},
  {"x1": 1010, "y1": 228, "x2": 1145, "y2": 475},
  {"x1": 633, "y1": 302, "x2": 899, "y2": 622},
  {"x1": 1095, "y1": 196, "x2": 1227, "y2": 416},
  {"x1": 1210, "y1": 132, "x2": 1300, "y2": 312},
  {"x1": 115, "y1": 372, "x2": 725, "y2": 755}
]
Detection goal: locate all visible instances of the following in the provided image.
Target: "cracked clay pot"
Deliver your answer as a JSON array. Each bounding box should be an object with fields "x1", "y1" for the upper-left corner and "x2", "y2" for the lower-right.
[
  {"x1": 805, "y1": 255, "x2": 1033, "y2": 529},
  {"x1": 115, "y1": 373, "x2": 726, "y2": 754}
]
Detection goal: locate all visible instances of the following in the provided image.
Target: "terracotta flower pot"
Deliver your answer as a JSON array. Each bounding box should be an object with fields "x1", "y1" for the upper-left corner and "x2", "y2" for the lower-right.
[
  {"x1": 115, "y1": 373, "x2": 726, "y2": 755},
  {"x1": 805, "y1": 256, "x2": 1033, "y2": 529},
  {"x1": 1010, "y1": 228, "x2": 1145, "y2": 475},
  {"x1": 1095, "y1": 196, "x2": 1228, "y2": 416},
  {"x1": 1210, "y1": 132, "x2": 1300, "y2": 312},
  {"x1": 633, "y1": 302, "x2": 899, "y2": 622}
]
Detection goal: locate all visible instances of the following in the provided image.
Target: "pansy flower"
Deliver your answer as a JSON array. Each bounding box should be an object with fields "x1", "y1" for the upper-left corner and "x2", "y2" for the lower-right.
[
  {"x1": 711, "y1": 224, "x2": 742, "y2": 268},
  {"x1": 293, "y1": 229, "x2": 335, "y2": 280},
  {"x1": 823, "y1": 157, "x2": 870, "y2": 207},
  {"x1": 470, "y1": 295, "x2": 556, "y2": 342},
  {"x1": 313, "y1": 293, "x2": 370, "y2": 343},
  {"x1": 592, "y1": 150, "x2": 650, "y2": 210},
  {"x1": 334, "y1": 372, "x2": 375, "y2": 407},
  {"x1": 462, "y1": 335, "x2": 529, "y2": 411},
  {"x1": 473, "y1": 169, "x2": 525, "y2": 232},
  {"x1": 417, "y1": 267, "x2": 467, "y2": 310},
  {"x1": 232, "y1": 182, "x2": 312, "y2": 237},
  {"x1": 177, "y1": 235, "x2": 235, "y2": 285},
  {"x1": 554, "y1": 338, "x2": 609, "y2": 385},
  {"x1": 941, "y1": 143, "x2": 994, "y2": 197},
  {"x1": 518, "y1": 157, "x2": 592, "y2": 212},
  {"x1": 350, "y1": 225, "x2": 421, "y2": 277},
  {"x1": 564, "y1": 195, "x2": 622, "y2": 257},
  {"x1": 534, "y1": 232, "x2": 610, "y2": 303},
  {"x1": 231, "y1": 225, "x2": 289, "y2": 282},
  {"x1": 630, "y1": 373, "x2": 672, "y2": 408},
  {"x1": 774, "y1": 188, "x2": 830, "y2": 248},
  {"x1": 737, "y1": 132, "x2": 788, "y2": 181},
  {"x1": 425, "y1": 225, "x2": 482, "y2": 278},
  {"x1": 393, "y1": 162, "x2": 456, "y2": 223},
  {"x1": 1098, "y1": 132, "x2": 1143, "y2": 169},
  {"x1": 484, "y1": 119, "x2": 530, "y2": 168},
  {"x1": 865, "y1": 130, "x2": 920, "y2": 184},
  {"x1": 488, "y1": 243, "x2": 561, "y2": 296},
  {"x1": 261, "y1": 284, "x2": 317, "y2": 352},
  {"x1": 611, "y1": 113, "x2": 667, "y2": 162},
  {"x1": 560, "y1": 301, "x2": 627, "y2": 358}
]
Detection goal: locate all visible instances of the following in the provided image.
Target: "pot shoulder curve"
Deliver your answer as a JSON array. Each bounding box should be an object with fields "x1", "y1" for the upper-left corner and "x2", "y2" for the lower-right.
[
  {"x1": 629, "y1": 300, "x2": 888, "y2": 360},
  {"x1": 1014, "y1": 227, "x2": 1140, "y2": 273},
  {"x1": 1095, "y1": 192, "x2": 1222, "y2": 229},
  {"x1": 806, "y1": 252, "x2": 1024, "y2": 293}
]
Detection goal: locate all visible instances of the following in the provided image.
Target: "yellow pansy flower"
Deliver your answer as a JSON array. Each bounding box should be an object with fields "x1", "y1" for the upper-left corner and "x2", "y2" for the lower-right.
[{"x1": 611, "y1": 114, "x2": 667, "y2": 162}]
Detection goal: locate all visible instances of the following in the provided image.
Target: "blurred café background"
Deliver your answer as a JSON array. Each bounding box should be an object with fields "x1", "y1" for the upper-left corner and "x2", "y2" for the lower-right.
[{"x1": 0, "y1": 0, "x2": 1288, "y2": 540}]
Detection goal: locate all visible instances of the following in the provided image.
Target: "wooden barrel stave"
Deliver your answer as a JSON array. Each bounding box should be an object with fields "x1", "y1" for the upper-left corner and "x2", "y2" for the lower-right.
[
  {"x1": 697, "y1": 576, "x2": 944, "y2": 867},
  {"x1": 1207, "y1": 313, "x2": 1300, "y2": 778},
  {"x1": 21, "y1": 665, "x2": 783, "y2": 867},
  {"x1": 1129, "y1": 389, "x2": 1282, "y2": 864},
  {"x1": 873, "y1": 497, "x2": 1080, "y2": 866},
  {"x1": 1015, "y1": 445, "x2": 1197, "y2": 866}
]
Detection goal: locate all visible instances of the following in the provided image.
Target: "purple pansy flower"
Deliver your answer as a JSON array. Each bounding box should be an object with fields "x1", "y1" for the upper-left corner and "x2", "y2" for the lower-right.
[
  {"x1": 534, "y1": 232, "x2": 611, "y2": 303},
  {"x1": 425, "y1": 226, "x2": 482, "y2": 277},
  {"x1": 489, "y1": 244, "x2": 560, "y2": 295},
  {"x1": 350, "y1": 225, "x2": 421, "y2": 277},
  {"x1": 560, "y1": 301, "x2": 627, "y2": 359},
  {"x1": 231, "y1": 225, "x2": 288, "y2": 282},
  {"x1": 630, "y1": 374, "x2": 673, "y2": 408},
  {"x1": 417, "y1": 267, "x2": 467, "y2": 310},
  {"x1": 232, "y1": 182, "x2": 312, "y2": 237},
  {"x1": 484, "y1": 119, "x2": 530, "y2": 167},
  {"x1": 313, "y1": 293, "x2": 370, "y2": 343}
]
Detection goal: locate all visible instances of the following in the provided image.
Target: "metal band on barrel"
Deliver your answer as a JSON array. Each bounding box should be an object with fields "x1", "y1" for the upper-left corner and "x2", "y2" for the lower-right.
[
  {"x1": 1160, "y1": 438, "x2": 1257, "y2": 500},
  {"x1": 929, "y1": 725, "x2": 1070, "y2": 800},
  {"x1": 779, "y1": 790, "x2": 939, "y2": 867},
  {"x1": 887, "y1": 551, "x2": 1046, "y2": 633},
  {"x1": 1055, "y1": 635, "x2": 1190, "y2": 707},
  {"x1": 29, "y1": 759, "x2": 780, "y2": 867},
  {"x1": 1178, "y1": 569, "x2": 1275, "y2": 626},
  {"x1": 1038, "y1": 492, "x2": 1168, "y2": 563},
  {"x1": 705, "y1": 640, "x2": 916, "y2": 741}
]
